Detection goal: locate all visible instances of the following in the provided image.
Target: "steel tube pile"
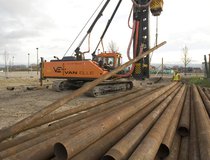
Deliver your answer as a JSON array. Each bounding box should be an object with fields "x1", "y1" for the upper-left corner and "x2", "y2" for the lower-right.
[{"x1": 0, "y1": 83, "x2": 210, "y2": 160}]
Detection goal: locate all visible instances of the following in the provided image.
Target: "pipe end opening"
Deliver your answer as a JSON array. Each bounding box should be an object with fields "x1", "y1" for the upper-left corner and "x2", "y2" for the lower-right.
[
  {"x1": 157, "y1": 144, "x2": 169, "y2": 158},
  {"x1": 102, "y1": 155, "x2": 116, "y2": 160},
  {"x1": 54, "y1": 143, "x2": 68, "y2": 160},
  {"x1": 177, "y1": 127, "x2": 189, "y2": 137}
]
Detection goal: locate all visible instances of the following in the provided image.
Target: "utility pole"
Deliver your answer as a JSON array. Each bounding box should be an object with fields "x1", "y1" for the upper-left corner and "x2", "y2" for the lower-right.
[
  {"x1": 12, "y1": 56, "x2": 14, "y2": 71},
  {"x1": 9, "y1": 57, "x2": 11, "y2": 72},
  {"x1": 161, "y1": 57, "x2": 163, "y2": 77},
  {"x1": 28, "y1": 53, "x2": 30, "y2": 74},
  {"x1": 36, "y1": 48, "x2": 39, "y2": 75},
  {"x1": 204, "y1": 55, "x2": 209, "y2": 78},
  {"x1": 208, "y1": 54, "x2": 210, "y2": 78},
  {"x1": 4, "y1": 50, "x2": 8, "y2": 78}
]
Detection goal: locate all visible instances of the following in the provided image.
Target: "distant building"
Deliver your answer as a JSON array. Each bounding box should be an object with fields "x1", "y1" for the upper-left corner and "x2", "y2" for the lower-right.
[
  {"x1": 192, "y1": 67, "x2": 202, "y2": 73},
  {"x1": 172, "y1": 65, "x2": 179, "y2": 71}
]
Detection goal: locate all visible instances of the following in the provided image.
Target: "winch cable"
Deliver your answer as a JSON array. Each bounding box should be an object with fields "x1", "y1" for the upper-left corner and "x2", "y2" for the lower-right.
[
  {"x1": 74, "y1": 0, "x2": 111, "y2": 56},
  {"x1": 62, "y1": 0, "x2": 107, "y2": 57}
]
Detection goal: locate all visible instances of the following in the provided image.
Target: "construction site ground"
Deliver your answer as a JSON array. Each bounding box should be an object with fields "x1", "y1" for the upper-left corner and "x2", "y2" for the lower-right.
[{"x1": 0, "y1": 71, "x2": 174, "y2": 130}]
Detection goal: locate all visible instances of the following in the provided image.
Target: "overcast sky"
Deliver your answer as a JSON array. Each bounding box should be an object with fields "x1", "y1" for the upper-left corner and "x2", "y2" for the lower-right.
[{"x1": 0, "y1": 0, "x2": 210, "y2": 66}]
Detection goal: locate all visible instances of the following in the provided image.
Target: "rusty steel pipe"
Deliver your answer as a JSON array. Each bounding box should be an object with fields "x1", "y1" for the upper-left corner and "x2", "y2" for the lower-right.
[
  {"x1": 178, "y1": 136, "x2": 189, "y2": 160},
  {"x1": 53, "y1": 82, "x2": 175, "y2": 160},
  {"x1": 197, "y1": 86, "x2": 210, "y2": 117},
  {"x1": 47, "y1": 87, "x2": 159, "y2": 127},
  {"x1": 3, "y1": 84, "x2": 174, "y2": 160},
  {"x1": 0, "y1": 88, "x2": 155, "y2": 152},
  {"x1": 1, "y1": 86, "x2": 158, "y2": 157},
  {"x1": 157, "y1": 85, "x2": 187, "y2": 158},
  {"x1": 207, "y1": 88, "x2": 210, "y2": 93},
  {"x1": 0, "y1": 41, "x2": 166, "y2": 142},
  {"x1": 203, "y1": 89, "x2": 210, "y2": 101},
  {"x1": 192, "y1": 85, "x2": 210, "y2": 160},
  {"x1": 28, "y1": 88, "x2": 146, "y2": 129},
  {"x1": 0, "y1": 109, "x2": 115, "y2": 159},
  {"x1": 0, "y1": 100, "x2": 120, "y2": 153},
  {"x1": 102, "y1": 85, "x2": 182, "y2": 160},
  {"x1": 1, "y1": 91, "x2": 141, "y2": 158},
  {"x1": 177, "y1": 86, "x2": 191, "y2": 136},
  {"x1": 128, "y1": 85, "x2": 186, "y2": 160},
  {"x1": 2, "y1": 101, "x2": 129, "y2": 160},
  {"x1": 164, "y1": 134, "x2": 181, "y2": 160},
  {"x1": 71, "y1": 83, "x2": 181, "y2": 160},
  {"x1": 189, "y1": 87, "x2": 200, "y2": 160}
]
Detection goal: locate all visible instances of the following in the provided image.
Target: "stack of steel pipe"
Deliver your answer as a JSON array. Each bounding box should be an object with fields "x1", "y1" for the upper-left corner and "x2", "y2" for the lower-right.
[
  {"x1": 0, "y1": 83, "x2": 210, "y2": 160},
  {"x1": 0, "y1": 86, "x2": 159, "y2": 158},
  {"x1": 0, "y1": 83, "x2": 178, "y2": 160},
  {"x1": 158, "y1": 84, "x2": 210, "y2": 160}
]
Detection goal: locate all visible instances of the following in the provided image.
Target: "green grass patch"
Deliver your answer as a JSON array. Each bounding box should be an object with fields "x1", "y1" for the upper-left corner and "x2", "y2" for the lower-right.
[{"x1": 189, "y1": 77, "x2": 210, "y2": 87}]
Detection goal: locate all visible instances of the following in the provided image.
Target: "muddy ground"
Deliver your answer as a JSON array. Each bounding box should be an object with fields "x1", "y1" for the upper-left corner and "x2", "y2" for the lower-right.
[{"x1": 0, "y1": 71, "x2": 171, "y2": 130}]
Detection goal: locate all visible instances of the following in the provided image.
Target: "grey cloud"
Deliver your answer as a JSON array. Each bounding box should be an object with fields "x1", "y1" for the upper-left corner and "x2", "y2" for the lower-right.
[
  {"x1": 0, "y1": 0, "x2": 56, "y2": 52},
  {"x1": 3, "y1": 29, "x2": 40, "y2": 39},
  {"x1": 0, "y1": 0, "x2": 55, "y2": 31},
  {"x1": 0, "y1": 0, "x2": 34, "y2": 17},
  {"x1": 159, "y1": 26, "x2": 210, "y2": 54}
]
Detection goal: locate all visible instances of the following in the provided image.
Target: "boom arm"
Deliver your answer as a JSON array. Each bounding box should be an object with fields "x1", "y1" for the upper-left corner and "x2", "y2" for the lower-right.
[
  {"x1": 92, "y1": 0, "x2": 123, "y2": 60},
  {"x1": 75, "y1": 0, "x2": 111, "y2": 56}
]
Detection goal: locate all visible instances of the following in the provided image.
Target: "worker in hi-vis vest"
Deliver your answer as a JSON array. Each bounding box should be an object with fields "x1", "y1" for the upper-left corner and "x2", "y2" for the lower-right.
[{"x1": 172, "y1": 70, "x2": 181, "y2": 81}]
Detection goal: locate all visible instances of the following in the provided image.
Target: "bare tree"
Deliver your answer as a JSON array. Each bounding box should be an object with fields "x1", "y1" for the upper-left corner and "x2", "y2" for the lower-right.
[
  {"x1": 181, "y1": 46, "x2": 191, "y2": 76},
  {"x1": 108, "y1": 41, "x2": 119, "y2": 53}
]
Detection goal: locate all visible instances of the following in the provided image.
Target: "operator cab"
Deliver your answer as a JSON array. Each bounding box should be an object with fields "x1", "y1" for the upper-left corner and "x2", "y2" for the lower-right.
[{"x1": 96, "y1": 52, "x2": 122, "y2": 70}]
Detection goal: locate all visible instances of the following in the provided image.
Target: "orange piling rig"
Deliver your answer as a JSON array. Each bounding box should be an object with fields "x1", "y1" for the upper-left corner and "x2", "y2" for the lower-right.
[{"x1": 0, "y1": 42, "x2": 166, "y2": 143}]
